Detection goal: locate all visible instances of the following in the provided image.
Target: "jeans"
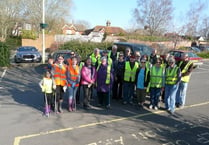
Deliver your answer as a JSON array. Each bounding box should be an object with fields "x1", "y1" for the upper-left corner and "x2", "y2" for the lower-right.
[
  {"x1": 123, "y1": 82, "x2": 135, "y2": 103},
  {"x1": 176, "y1": 81, "x2": 188, "y2": 106},
  {"x1": 68, "y1": 86, "x2": 78, "y2": 101},
  {"x1": 150, "y1": 87, "x2": 161, "y2": 107},
  {"x1": 165, "y1": 84, "x2": 179, "y2": 113},
  {"x1": 83, "y1": 85, "x2": 92, "y2": 107}
]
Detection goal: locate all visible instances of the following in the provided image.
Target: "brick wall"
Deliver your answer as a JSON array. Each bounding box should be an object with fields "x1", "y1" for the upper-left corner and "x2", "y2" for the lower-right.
[{"x1": 22, "y1": 34, "x2": 56, "y2": 52}]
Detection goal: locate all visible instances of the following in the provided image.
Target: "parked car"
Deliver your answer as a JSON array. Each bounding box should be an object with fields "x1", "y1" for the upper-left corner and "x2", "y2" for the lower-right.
[
  {"x1": 199, "y1": 44, "x2": 209, "y2": 51},
  {"x1": 189, "y1": 47, "x2": 201, "y2": 53},
  {"x1": 14, "y1": 46, "x2": 42, "y2": 63},
  {"x1": 49, "y1": 50, "x2": 73, "y2": 64},
  {"x1": 109, "y1": 42, "x2": 153, "y2": 56},
  {"x1": 166, "y1": 50, "x2": 203, "y2": 67}
]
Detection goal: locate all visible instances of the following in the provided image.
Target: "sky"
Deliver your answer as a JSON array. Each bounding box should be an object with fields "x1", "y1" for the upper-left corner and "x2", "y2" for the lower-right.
[{"x1": 71, "y1": 0, "x2": 209, "y2": 30}]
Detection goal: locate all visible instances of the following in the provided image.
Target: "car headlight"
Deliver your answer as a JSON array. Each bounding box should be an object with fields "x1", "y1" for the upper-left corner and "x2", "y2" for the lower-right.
[{"x1": 16, "y1": 54, "x2": 22, "y2": 57}]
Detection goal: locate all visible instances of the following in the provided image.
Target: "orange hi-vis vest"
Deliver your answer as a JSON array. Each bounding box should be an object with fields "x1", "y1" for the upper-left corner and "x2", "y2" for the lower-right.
[
  {"x1": 53, "y1": 63, "x2": 67, "y2": 86},
  {"x1": 67, "y1": 65, "x2": 80, "y2": 87}
]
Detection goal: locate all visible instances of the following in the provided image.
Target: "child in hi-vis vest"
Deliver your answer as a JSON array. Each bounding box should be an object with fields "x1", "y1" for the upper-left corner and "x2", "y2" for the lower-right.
[{"x1": 39, "y1": 70, "x2": 56, "y2": 117}]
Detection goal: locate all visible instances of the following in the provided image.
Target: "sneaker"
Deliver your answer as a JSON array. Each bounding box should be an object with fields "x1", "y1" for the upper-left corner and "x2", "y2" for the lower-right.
[
  {"x1": 154, "y1": 106, "x2": 158, "y2": 110},
  {"x1": 106, "y1": 105, "x2": 111, "y2": 109},
  {"x1": 97, "y1": 104, "x2": 102, "y2": 107},
  {"x1": 169, "y1": 110, "x2": 174, "y2": 115},
  {"x1": 129, "y1": 101, "x2": 133, "y2": 105},
  {"x1": 123, "y1": 101, "x2": 127, "y2": 105},
  {"x1": 149, "y1": 105, "x2": 153, "y2": 109},
  {"x1": 45, "y1": 113, "x2": 49, "y2": 117},
  {"x1": 179, "y1": 105, "x2": 184, "y2": 109}
]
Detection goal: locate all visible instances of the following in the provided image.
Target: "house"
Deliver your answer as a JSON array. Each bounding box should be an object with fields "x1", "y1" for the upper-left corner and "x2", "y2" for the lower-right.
[
  {"x1": 84, "y1": 21, "x2": 126, "y2": 36},
  {"x1": 62, "y1": 24, "x2": 81, "y2": 35},
  {"x1": 12, "y1": 22, "x2": 33, "y2": 36}
]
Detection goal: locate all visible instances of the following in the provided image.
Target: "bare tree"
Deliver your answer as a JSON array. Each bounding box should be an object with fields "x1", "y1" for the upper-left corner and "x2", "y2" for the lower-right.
[
  {"x1": 0, "y1": 0, "x2": 72, "y2": 39},
  {"x1": 0, "y1": 0, "x2": 23, "y2": 40},
  {"x1": 198, "y1": 17, "x2": 209, "y2": 39},
  {"x1": 75, "y1": 20, "x2": 91, "y2": 31},
  {"x1": 133, "y1": 0, "x2": 173, "y2": 36},
  {"x1": 182, "y1": 0, "x2": 205, "y2": 37},
  {"x1": 22, "y1": 0, "x2": 72, "y2": 33}
]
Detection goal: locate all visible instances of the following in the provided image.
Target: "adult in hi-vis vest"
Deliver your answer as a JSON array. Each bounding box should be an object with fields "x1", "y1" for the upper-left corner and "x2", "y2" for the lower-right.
[
  {"x1": 66, "y1": 56, "x2": 80, "y2": 112},
  {"x1": 51, "y1": 55, "x2": 67, "y2": 113},
  {"x1": 149, "y1": 58, "x2": 165, "y2": 110},
  {"x1": 123, "y1": 55, "x2": 139, "y2": 104},
  {"x1": 176, "y1": 53, "x2": 194, "y2": 108},
  {"x1": 165, "y1": 56, "x2": 181, "y2": 114},
  {"x1": 90, "y1": 48, "x2": 101, "y2": 67},
  {"x1": 96, "y1": 56, "x2": 113, "y2": 109}
]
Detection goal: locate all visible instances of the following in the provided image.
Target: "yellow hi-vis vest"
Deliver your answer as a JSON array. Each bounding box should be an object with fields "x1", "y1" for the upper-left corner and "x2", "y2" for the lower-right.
[
  {"x1": 179, "y1": 61, "x2": 193, "y2": 83},
  {"x1": 165, "y1": 66, "x2": 179, "y2": 85},
  {"x1": 97, "y1": 64, "x2": 111, "y2": 84},
  {"x1": 42, "y1": 77, "x2": 53, "y2": 93},
  {"x1": 97, "y1": 57, "x2": 112, "y2": 67},
  {"x1": 90, "y1": 53, "x2": 101, "y2": 66},
  {"x1": 124, "y1": 62, "x2": 139, "y2": 82},
  {"x1": 108, "y1": 51, "x2": 119, "y2": 61},
  {"x1": 150, "y1": 66, "x2": 164, "y2": 88}
]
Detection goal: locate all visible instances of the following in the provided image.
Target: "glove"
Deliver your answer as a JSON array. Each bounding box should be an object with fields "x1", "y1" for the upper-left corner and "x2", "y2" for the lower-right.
[
  {"x1": 53, "y1": 85, "x2": 56, "y2": 90},
  {"x1": 63, "y1": 86, "x2": 67, "y2": 92}
]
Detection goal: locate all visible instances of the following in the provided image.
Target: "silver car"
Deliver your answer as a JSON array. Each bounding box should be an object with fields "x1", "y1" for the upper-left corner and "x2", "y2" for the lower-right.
[{"x1": 14, "y1": 46, "x2": 42, "y2": 63}]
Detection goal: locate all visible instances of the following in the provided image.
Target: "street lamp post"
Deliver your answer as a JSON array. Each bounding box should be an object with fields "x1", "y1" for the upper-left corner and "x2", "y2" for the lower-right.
[{"x1": 42, "y1": 0, "x2": 46, "y2": 64}]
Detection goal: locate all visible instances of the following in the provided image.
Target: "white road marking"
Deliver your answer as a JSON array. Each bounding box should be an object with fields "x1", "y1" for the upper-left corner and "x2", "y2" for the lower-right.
[{"x1": 0, "y1": 68, "x2": 7, "y2": 82}]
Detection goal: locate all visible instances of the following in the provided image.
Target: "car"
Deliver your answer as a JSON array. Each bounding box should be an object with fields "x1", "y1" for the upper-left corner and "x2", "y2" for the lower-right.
[
  {"x1": 167, "y1": 50, "x2": 203, "y2": 67},
  {"x1": 49, "y1": 50, "x2": 73, "y2": 64},
  {"x1": 199, "y1": 44, "x2": 209, "y2": 51},
  {"x1": 14, "y1": 46, "x2": 42, "y2": 63},
  {"x1": 109, "y1": 42, "x2": 153, "y2": 56},
  {"x1": 189, "y1": 47, "x2": 201, "y2": 53}
]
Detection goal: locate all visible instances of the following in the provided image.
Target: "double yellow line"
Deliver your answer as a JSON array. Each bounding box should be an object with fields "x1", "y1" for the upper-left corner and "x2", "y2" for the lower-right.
[{"x1": 13, "y1": 101, "x2": 209, "y2": 145}]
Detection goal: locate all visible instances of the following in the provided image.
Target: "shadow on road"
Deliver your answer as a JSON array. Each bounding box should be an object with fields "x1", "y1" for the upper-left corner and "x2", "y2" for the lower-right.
[{"x1": 1, "y1": 64, "x2": 209, "y2": 145}]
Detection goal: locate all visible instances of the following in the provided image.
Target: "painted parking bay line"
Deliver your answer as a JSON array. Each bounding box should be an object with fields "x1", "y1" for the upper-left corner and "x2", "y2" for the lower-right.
[
  {"x1": 0, "y1": 68, "x2": 7, "y2": 82},
  {"x1": 13, "y1": 101, "x2": 209, "y2": 145}
]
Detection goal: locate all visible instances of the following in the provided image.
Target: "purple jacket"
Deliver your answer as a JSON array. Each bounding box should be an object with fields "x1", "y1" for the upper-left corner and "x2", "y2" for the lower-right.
[
  {"x1": 80, "y1": 65, "x2": 97, "y2": 85},
  {"x1": 96, "y1": 64, "x2": 113, "y2": 92}
]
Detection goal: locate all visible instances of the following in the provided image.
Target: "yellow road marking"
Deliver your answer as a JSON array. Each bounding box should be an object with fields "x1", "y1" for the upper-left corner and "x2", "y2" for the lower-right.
[{"x1": 13, "y1": 101, "x2": 209, "y2": 145}]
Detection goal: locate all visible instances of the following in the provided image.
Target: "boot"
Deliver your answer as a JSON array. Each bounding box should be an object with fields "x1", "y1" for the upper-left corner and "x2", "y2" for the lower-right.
[
  {"x1": 48, "y1": 105, "x2": 51, "y2": 113},
  {"x1": 68, "y1": 98, "x2": 73, "y2": 112},
  {"x1": 58, "y1": 102, "x2": 63, "y2": 113},
  {"x1": 44, "y1": 105, "x2": 49, "y2": 117},
  {"x1": 72, "y1": 98, "x2": 75, "y2": 111}
]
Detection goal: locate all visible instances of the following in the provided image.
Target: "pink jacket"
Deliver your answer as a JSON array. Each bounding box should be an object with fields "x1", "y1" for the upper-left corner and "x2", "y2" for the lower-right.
[{"x1": 80, "y1": 65, "x2": 97, "y2": 85}]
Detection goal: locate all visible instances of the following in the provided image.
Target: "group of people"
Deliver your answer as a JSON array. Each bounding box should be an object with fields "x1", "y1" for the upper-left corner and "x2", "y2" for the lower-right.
[{"x1": 39, "y1": 45, "x2": 194, "y2": 117}]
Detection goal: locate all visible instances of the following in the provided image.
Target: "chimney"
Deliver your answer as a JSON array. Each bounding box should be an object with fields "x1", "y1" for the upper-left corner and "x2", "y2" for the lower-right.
[{"x1": 106, "y1": 20, "x2": 111, "y2": 27}]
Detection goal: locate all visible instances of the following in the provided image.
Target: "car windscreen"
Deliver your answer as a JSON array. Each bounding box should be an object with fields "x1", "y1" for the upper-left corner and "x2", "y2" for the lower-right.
[
  {"x1": 134, "y1": 44, "x2": 152, "y2": 56},
  {"x1": 187, "y1": 52, "x2": 199, "y2": 58},
  {"x1": 54, "y1": 53, "x2": 71, "y2": 61},
  {"x1": 18, "y1": 47, "x2": 37, "y2": 52}
]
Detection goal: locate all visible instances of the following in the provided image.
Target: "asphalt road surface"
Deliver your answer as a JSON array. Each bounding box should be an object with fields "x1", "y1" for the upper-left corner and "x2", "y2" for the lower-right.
[{"x1": 0, "y1": 61, "x2": 209, "y2": 145}]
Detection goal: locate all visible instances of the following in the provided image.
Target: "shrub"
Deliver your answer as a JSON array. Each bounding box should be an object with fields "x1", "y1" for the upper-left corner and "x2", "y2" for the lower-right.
[
  {"x1": 21, "y1": 30, "x2": 37, "y2": 40},
  {"x1": 197, "y1": 52, "x2": 209, "y2": 58},
  {"x1": 0, "y1": 42, "x2": 10, "y2": 67},
  {"x1": 59, "y1": 41, "x2": 113, "y2": 59}
]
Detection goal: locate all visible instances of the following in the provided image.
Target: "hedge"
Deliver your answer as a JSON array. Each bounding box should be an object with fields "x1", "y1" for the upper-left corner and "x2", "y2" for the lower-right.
[
  {"x1": 0, "y1": 42, "x2": 10, "y2": 67},
  {"x1": 59, "y1": 41, "x2": 113, "y2": 59}
]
